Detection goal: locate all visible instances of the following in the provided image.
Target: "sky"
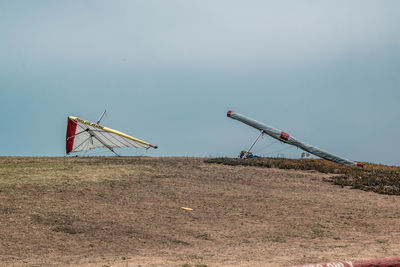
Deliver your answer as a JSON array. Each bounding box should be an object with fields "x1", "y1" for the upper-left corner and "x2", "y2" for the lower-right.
[{"x1": 1, "y1": 1, "x2": 399, "y2": 165}]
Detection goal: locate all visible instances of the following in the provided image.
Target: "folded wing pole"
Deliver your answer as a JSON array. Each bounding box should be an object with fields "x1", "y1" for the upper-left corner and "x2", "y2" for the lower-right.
[{"x1": 227, "y1": 110, "x2": 362, "y2": 167}]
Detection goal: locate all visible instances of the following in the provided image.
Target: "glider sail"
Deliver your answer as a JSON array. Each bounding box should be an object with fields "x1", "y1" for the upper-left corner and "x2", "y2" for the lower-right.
[
  {"x1": 66, "y1": 116, "x2": 157, "y2": 155},
  {"x1": 227, "y1": 110, "x2": 362, "y2": 167}
]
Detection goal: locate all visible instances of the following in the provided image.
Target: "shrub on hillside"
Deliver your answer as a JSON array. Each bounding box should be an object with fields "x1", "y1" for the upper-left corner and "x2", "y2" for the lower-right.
[{"x1": 205, "y1": 157, "x2": 400, "y2": 195}]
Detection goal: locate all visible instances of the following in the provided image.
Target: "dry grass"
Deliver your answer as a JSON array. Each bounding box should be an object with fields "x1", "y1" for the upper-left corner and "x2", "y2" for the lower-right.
[
  {"x1": 0, "y1": 157, "x2": 399, "y2": 266},
  {"x1": 206, "y1": 157, "x2": 400, "y2": 195}
]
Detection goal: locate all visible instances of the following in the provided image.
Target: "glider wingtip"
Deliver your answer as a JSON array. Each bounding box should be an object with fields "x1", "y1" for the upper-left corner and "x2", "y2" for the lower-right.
[{"x1": 68, "y1": 116, "x2": 78, "y2": 121}]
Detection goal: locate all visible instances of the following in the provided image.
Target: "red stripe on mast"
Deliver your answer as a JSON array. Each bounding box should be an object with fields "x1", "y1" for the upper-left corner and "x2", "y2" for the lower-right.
[
  {"x1": 280, "y1": 131, "x2": 290, "y2": 141},
  {"x1": 66, "y1": 118, "x2": 77, "y2": 154}
]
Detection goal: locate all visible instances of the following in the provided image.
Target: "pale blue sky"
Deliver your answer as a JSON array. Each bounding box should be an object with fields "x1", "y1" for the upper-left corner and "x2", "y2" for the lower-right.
[{"x1": 1, "y1": 1, "x2": 399, "y2": 165}]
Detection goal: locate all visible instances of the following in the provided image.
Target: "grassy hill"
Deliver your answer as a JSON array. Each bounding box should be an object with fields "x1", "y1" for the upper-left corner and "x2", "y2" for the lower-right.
[
  {"x1": 206, "y1": 157, "x2": 400, "y2": 195},
  {"x1": 0, "y1": 157, "x2": 399, "y2": 266}
]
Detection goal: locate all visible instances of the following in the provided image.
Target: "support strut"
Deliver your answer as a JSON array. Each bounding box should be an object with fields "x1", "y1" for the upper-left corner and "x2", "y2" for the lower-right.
[{"x1": 242, "y1": 130, "x2": 263, "y2": 158}]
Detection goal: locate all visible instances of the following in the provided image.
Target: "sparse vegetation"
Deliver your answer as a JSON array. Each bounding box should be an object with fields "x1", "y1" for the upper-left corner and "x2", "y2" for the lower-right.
[
  {"x1": 195, "y1": 233, "x2": 212, "y2": 240},
  {"x1": 170, "y1": 239, "x2": 190, "y2": 246},
  {"x1": 205, "y1": 157, "x2": 400, "y2": 195},
  {"x1": 52, "y1": 225, "x2": 77, "y2": 234},
  {"x1": 0, "y1": 157, "x2": 399, "y2": 266},
  {"x1": 311, "y1": 226, "x2": 325, "y2": 239},
  {"x1": 268, "y1": 235, "x2": 286, "y2": 243}
]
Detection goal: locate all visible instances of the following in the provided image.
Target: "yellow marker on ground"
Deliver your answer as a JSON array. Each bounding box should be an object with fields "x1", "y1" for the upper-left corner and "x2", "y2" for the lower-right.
[{"x1": 181, "y1": 207, "x2": 193, "y2": 211}]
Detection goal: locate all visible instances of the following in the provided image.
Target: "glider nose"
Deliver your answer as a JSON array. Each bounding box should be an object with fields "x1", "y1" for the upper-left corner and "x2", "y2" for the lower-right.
[{"x1": 227, "y1": 110, "x2": 232, "y2": 117}]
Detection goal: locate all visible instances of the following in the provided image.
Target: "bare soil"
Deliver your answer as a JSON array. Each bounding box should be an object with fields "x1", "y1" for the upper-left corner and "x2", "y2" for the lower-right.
[{"x1": 0, "y1": 157, "x2": 399, "y2": 266}]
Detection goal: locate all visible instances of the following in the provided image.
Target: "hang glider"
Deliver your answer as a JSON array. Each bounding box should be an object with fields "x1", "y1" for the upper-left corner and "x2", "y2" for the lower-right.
[
  {"x1": 66, "y1": 116, "x2": 157, "y2": 155},
  {"x1": 227, "y1": 110, "x2": 362, "y2": 167}
]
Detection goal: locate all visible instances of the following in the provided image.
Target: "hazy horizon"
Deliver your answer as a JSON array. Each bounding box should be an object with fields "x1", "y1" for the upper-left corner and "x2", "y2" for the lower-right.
[{"x1": 1, "y1": 1, "x2": 399, "y2": 165}]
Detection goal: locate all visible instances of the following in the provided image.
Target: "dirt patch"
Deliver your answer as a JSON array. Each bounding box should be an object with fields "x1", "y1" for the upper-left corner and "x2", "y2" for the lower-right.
[{"x1": 0, "y1": 157, "x2": 399, "y2": 266}]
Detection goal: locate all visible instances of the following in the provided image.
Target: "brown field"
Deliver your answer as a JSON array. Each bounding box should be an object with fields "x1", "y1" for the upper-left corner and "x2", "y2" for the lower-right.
[
  {"x1": 206, "y1": 157, "x2": 400, "y2": 195},
  {"x1": 0, "y1": 157, "x2": 399, "y2": 266}
]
